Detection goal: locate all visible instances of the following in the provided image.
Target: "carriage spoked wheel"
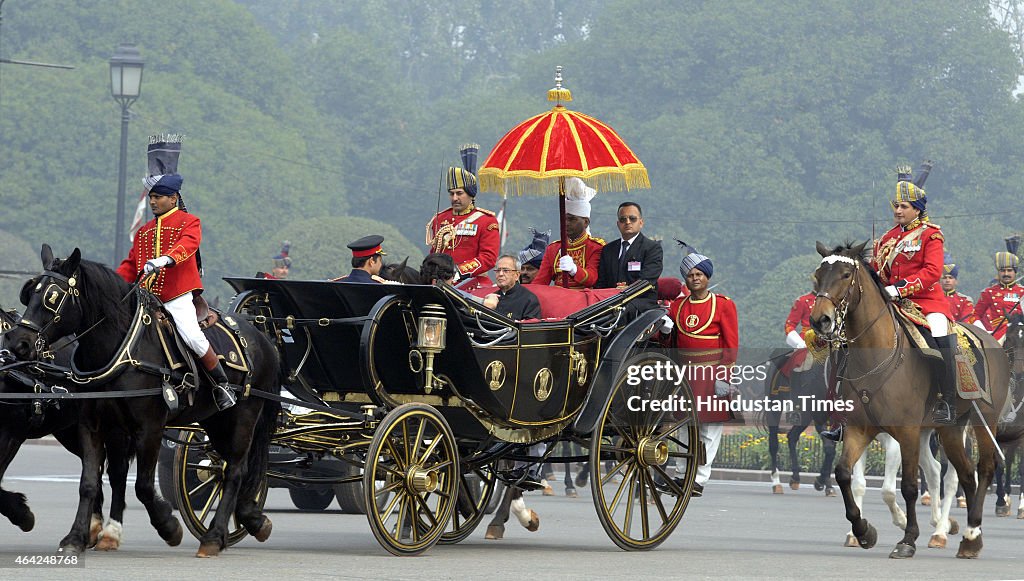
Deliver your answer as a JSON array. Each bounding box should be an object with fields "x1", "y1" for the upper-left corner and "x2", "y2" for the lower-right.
[
  {"x1": 590, "y1": 353, "x2": 700, "y2": 551},
  {"x1": 171, "y1": 429, "x2": 268, "y2": 546},
  {"x1": 364, "y1": 403, "x2": 460, "y2": 556},
  {"x1": 438, "y1": 461, "x2": 497, "y2": 545}
]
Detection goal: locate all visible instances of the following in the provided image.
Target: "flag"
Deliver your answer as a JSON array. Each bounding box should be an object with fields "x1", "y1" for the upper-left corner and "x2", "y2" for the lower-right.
[{"x1": 129, "y1": 190, "x2": 148, "y2": 242}]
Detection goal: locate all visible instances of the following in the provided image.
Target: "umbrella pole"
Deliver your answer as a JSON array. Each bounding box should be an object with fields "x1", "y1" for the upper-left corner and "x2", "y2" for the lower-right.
[{"x1": 559, "y1": 176, "x2": 569, "y2": 288}]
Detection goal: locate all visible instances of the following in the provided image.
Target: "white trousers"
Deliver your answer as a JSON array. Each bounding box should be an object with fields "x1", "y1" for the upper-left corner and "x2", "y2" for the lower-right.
[
  {"x1": 926, "y1": 312, "x2": 949, "y2": 337},
  {"x1": 163, "y1": 293, "x2": 209, "y2": 357},
  {"x1": 695, "y1": 423, "x2": 724, "y2": 486}
]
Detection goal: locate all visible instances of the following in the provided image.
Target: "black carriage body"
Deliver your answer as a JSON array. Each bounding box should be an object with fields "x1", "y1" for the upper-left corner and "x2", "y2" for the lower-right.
[{"x1": 226, "y1": 278, "x2": 657, "y2": 443}]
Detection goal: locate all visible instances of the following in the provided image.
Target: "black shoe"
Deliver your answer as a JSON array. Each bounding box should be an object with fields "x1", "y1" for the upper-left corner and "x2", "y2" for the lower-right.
[
  {"x1": 932, "y1": 399, "x2": 955, "y2": 425},
  {"x1": 692, "y1": 483, "x2": 704, "y2": 498},
  {"x1": 820, "y1": 425, "x2": 844, "y2": 442},
  {"x1": 212, "y1": 382, "x2": 237, "y2": 411}
]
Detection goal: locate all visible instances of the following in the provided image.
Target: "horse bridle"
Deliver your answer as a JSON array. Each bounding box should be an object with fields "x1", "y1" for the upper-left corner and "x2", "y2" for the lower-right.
[
  {"x1": 16, "y1": 268, "x2": 81, "y2": 357},
  {"x1": 814, "y1": 255, "x2": 861, "y2": 343}
]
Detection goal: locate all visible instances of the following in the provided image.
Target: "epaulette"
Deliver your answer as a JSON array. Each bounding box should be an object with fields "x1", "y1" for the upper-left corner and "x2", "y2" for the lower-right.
[
  {"x1": 474, "y1": 207, "x2": 496, "y2": 217},
  {"x1": 958, "y1": 292, "x2": 974, "y2": 301},
  {"x1": 590, "y1": 236, "x2": 606, "y2": 245},
  {"x1": 716, "y1": 294, "x2": 732, "y2": 301}
]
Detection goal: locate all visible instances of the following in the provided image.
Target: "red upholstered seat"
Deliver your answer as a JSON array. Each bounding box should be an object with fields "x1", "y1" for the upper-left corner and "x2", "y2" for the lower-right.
[{"x1": 470, "y1": 284, "x2": 621, "y2": 320}]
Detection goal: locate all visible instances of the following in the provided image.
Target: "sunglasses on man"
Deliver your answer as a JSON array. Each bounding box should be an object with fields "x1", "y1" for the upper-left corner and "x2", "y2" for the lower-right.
[{"x1": 617, "y1": 215, "x2": 640, "y2": 223}]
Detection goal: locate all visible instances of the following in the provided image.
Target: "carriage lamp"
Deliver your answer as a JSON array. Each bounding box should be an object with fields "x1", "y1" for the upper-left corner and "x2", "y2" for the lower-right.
[{"x1": 417, "y1": 304, "x2": 448, "y2": 393}]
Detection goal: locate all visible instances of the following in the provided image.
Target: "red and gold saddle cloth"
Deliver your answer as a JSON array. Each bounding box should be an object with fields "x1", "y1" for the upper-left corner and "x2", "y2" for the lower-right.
[{"x1": 893, "y1": 305, "x2": 990, "y2": 403}]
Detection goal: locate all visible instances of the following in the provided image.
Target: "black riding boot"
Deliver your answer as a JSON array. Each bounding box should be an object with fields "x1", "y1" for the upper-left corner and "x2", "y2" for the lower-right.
[
  {"x1": 932, "y1": 334, "x2": 958, "y2": 425},
  {"x1": 820, "y1": 424, "x2": 844, "y2": 442},
  {"x1": 201, "y1": 347, "x2": 237, "y2": 411}
]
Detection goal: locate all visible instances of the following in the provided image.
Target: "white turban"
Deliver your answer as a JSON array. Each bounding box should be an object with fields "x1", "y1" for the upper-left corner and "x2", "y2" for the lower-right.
[{"x1": 564, "y1": 177, "x2": 596, "y2": 218}]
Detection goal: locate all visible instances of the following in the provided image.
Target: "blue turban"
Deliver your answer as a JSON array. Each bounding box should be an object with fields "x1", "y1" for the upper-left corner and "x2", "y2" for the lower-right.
[
  {"x1": 680, "y1": 252, "x2": 713, "y2": 278},
  {"x1": 150, "y1": 174, "x2": 183, "y2": 197}
]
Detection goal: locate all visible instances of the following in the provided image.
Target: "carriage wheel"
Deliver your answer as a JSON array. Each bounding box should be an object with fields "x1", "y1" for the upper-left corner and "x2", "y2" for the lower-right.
[
  {"x1": 364, "y1": 403, "x2": 459, "y2": 556},
  {"x1": 590, "y1": 353, "x2": 700, "y2": 551},
  {"x1": 438, "y1": 462, "x2": 497, "y2": 544},
  {"x1": 172, "y1": 429, "x2": 268, "y2": 546}
]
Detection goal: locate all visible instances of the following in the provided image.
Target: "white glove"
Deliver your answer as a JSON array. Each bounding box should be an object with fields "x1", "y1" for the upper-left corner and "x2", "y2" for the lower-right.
[
  {"x1": 786, "y1": 330, "x2": 807, "y2": 350},
  {"x1": 451, "y1": 269, "x2": 461, "y2": 283},
  {"x1": 659, "y1": 315, "x2": 674, "y2": 334},
  {"x1": 143, "y1": 255, "x2": 173, "y2": 274},
  {"x1": 883, "y1": 285, "x2": 900, "y2": 301},
  {"x1": 714, "y1": 380, "x2": 738, "y2": 397},
  {"x1": 557, "y1": 255, "x2": 578, "y2": 276}
]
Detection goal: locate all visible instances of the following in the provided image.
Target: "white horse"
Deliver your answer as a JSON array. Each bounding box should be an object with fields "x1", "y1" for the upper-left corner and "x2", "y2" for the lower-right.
[{"x1": 844, "y1": 429, "x2": 960, "y2": 550}]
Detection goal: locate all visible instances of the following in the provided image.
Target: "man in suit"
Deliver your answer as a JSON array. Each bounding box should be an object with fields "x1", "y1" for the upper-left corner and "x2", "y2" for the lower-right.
[{"x1": 595, "y1": 201, "x2": 663, "y2": 309}]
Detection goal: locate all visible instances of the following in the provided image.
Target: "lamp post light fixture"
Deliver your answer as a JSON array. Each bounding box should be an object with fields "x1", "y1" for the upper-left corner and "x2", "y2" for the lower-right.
[{"x1": 109, "y1": 43, "x2": 144, "y2": 265}]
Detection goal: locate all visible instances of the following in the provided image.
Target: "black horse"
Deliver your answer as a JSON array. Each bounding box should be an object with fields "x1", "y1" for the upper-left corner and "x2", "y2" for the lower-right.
[
  {"x1": 762, "y1": 352, "x2": 837, "y2": 496},
  {"x1": 5, "y1": 245, "x2": 280, "y2": 557},
  {"x1": 995, "y1": 313, "x2": 1024, "y2": 517},
  {"x1": 0, "y1": 308, "x2": 135, "y2": 548}
]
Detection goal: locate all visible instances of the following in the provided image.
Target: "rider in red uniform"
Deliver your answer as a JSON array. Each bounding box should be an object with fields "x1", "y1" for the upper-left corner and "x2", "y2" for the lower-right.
[
  {"x1": 973, "y1": 240, "x2": 1024, "y2": 342},
  {"x1": 941, "y1": 255, "x2": 976, "y2": 324},
  {"x1": 871, "y1": 165, "x2": 957, "y2": 424},
  {"x1": 426, "y1": 150, "x2": 500, "y2": 292}
]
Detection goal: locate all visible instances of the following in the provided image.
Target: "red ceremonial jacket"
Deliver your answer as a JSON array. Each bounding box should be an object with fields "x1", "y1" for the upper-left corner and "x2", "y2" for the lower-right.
[
  {"x1": 116, "y1": 207, "x2": 203, "y2": 301},
  {"x1": 785, "y1": 292, "x2": 815, "y2": 335},
  {"x1": 663, "y1": 292, "x2": 739, "y2": 423},
  {"x1": 974, "y1": 282, "x2": 1024, "y2": 340},
  {"x1": 945, "y1": 290, "x2": 977, "y2": 325},
  {"x1": 530, "y1": 235, "x2": 604, "y2": 289},
  {"x1": 427, "y1": 205, "x2": 500, "y2": 291},
  {"x1": 872, "y1": 220, "x2": 952, "y2": 319}
]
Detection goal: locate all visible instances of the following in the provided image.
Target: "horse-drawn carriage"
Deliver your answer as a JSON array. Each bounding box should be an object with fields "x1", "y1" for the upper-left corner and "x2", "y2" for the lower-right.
[{"x1": 169, "y1": 277, "x2": 703, "y2": 555}]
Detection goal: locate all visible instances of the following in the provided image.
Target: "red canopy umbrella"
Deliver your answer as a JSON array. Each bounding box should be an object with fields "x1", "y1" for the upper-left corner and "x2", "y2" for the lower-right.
[{"x1": 479, "y1": 67, "x2": 650, "y2": 286}]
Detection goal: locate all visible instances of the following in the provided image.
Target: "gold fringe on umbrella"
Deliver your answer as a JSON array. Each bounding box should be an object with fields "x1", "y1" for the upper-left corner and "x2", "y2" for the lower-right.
[{"x1": 479, "y1": 165, "x2": 650, "y2": 197}]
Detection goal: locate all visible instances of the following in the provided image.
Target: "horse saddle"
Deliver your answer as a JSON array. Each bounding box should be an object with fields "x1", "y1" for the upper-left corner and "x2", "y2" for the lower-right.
[
  {"x1": 153, "y1": 305, "x2": 250, "y2": 407},
  {"x1": 892, "y1": 305, "x2": 991, "y2": 404}
]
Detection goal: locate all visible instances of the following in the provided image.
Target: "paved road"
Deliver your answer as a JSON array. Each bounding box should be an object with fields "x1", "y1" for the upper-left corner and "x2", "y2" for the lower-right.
[{"x1": 1, "y1": 445, "x2": 1022, "y2": 580}]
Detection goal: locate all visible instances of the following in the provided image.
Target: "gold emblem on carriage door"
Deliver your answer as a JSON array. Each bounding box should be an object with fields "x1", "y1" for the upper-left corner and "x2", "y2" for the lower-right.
[
  {"x1": 570, "y1": 350, "x2": 588, "y2": 385},
  {"x1": 534, "y1": 368, "x2": 553, "y2": 401},
  {"x1": 486, "y1": 360, "x2": 506, "y2": 391}
]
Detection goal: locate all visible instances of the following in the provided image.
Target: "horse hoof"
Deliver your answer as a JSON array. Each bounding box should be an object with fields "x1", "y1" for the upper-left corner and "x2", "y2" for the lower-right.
[
  {"x1": 928, "y1": 534, "x2": 947, "y2": 549},
  {"x1": 542, "y1": 484, "x2": 555, "y2": 496},
  {"x1": 88, "y1": 516, "x2": 102, "y2": 548},
  {"x1": 196, "y1": 542, "x2": 222, "y2": 558},
  {"x1": 1017, "y1": 509, "x2": 1024, "y2": 519},
  {"x1": 18, "y1": 512, "x2": 34, "y2": 533},
  {"x1": 772, "y1": 485, "x2": 784, "y2": 495},
  {"x1": 57, "y1": 544, "x2": 83, "y2": 556},
  {"x1": 996, "y1": 504, "x2": 1011, "y2": 517},
  {"x1": 526, "y1": 510, "x2": 540, "y2": 532},
  {"x1": 889, "y1": 543, "x2": 916, "y2": 559},
  {"x1": 164, "y1": 521, "x2": 184, "y2": 547},
  {"x1": 789, "y1": 480, "x2": 800, "y2": 490},
  {"x1": 956, "y1": 535, "x2": 982, "y2": 559},
  {"x1": 565, "y1": 488, "x2": 578, "y2": 498},
  {"x1": 254, "y1": 517, "x2": 273, "y2": 542},
  {"x1": 948, "y1": 518, "x2": 959, "y2": 535},
  {"x1": 920, "y1": 493, "x2": 931, "y2": 506},
  {"x1": 825, "y1": 487, "x2": 837, "y2": 497},
  {"x1": 94, "y1": 535, "x2": 120, "y2": 551},
  {"x1": 957, "y1": 497, "x2": 967, "y2": 509},
  {"x1": 857, "y1": 524, "x2": 878, "y2": 550},
  {"x1": 844, "y1": 533, "x2": 859, "y2": 548},
  {"x1": 484, "y1": 525, "x2": 505, "y2": 540}
]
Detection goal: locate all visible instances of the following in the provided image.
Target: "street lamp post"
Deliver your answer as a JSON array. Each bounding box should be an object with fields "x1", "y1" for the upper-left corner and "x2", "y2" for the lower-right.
[{"x1": 109, "y1": 43, "x2": 144, "y2": 266}]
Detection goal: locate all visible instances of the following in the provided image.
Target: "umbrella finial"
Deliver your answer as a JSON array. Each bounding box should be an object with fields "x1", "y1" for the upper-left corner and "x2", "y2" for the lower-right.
[{"x1": 547, "y1": 65, "x2": 573, "y2": 104}]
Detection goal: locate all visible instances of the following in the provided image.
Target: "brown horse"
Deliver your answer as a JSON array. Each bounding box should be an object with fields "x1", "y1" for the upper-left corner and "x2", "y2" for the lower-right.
[{"x1": 810, "y1": 241, "x2": 1009, "y2": 559}]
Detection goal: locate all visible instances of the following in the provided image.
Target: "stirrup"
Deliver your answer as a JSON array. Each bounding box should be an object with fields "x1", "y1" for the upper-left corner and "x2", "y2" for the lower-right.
[
  {"x1": 212, "y1": 382, "x2": 237, "y2": 411},
  {"x1": 932, "y1": 400, "x2": 955, "y2": 425},
  {"x1": 820, "y1": 425, "x2": 844, "y2": 442}
]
